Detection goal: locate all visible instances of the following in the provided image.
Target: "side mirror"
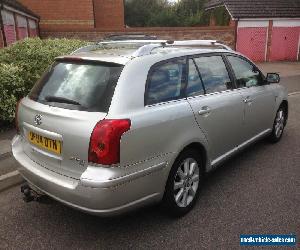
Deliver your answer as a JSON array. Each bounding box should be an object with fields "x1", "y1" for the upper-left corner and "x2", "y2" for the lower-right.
[{"x1": 266, "y1": 73, "x2": 280, "y2": 84}]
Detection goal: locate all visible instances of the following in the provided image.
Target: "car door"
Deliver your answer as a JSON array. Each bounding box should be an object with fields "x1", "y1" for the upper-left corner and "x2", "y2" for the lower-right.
[
  {"x1": 226, "y1": 55, "x2": 276, "y2": 141},
  {"x1": 124, "y1": 57, "x2": 204, "y2": 166},
  {"x1": 186, "y1": 54, "x2": 245, "y2": 165}
]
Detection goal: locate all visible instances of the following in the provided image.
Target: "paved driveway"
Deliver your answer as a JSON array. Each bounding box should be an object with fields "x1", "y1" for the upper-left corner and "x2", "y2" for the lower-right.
[{"x1": 258, "y1": 62, "x2": 300, "y2": 93}]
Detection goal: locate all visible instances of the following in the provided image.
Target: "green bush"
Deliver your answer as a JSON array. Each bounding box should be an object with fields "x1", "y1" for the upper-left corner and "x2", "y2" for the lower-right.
[{"x1": 0, "y1": 38, "x2": 89, "y2": 126}]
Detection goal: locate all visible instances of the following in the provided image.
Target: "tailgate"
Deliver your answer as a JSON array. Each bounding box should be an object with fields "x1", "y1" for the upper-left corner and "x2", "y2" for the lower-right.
[{"x1": 18, "y1": 97, "x2": 106, "y2": 179}]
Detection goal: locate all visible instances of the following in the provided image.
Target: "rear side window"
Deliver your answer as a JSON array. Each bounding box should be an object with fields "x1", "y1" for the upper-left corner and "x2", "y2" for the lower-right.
[
  {"x1": 29, "y1": 61, "x2": 123, "y2": 112},
  {"x1": 145, "y1": 59, "x2": 186, "y2": 105},
  {"x1": 193, "y1": 56, "x2": 231, "y2": 94}
]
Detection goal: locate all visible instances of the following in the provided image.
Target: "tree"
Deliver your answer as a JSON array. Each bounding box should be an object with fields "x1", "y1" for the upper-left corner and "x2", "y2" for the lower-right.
[
  {"x1": 124, "y1": 0, "x2": 208, "y2": 27},
  {"x1": 175, "y1": 0, "x2": 206, "y2": 26},
  {"x1": 125, "y1": 0, "x2": 170, "y2": 27}
]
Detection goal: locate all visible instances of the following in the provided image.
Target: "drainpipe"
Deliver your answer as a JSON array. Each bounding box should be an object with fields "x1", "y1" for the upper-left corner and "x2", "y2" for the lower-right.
[
  {"x1": 92, "y1": 0, "x2": 96, "y2": 28},
  {"x1": 234, "y1": 18, "x2": 239, "y2": 51},
  {"x1": 122, "y1": 0, "x2": 125, "y2": 29},
  {"x1": 37, "y1": 17, "x2": 40, "y2": 37},
  {"x1": 0, "y1": 3, "x2": 7, "y2": 47}
]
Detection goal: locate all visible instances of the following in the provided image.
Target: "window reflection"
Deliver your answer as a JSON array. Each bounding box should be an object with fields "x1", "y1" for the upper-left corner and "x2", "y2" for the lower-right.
[
  {"x1": 194, "y1": 56, "x2": 231, "y2": 94},
  {"x1": 146, "y1": 59, "x2": 186, "y2": 105},
  {"x1": 227, "y1": 56, "x2": 263, "y2": 88}
]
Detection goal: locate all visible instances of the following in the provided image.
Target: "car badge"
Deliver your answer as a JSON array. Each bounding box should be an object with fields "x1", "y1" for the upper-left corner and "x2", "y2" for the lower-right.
[{"x1": 34, "y1": 114, "x2": 42, "y2": 126}]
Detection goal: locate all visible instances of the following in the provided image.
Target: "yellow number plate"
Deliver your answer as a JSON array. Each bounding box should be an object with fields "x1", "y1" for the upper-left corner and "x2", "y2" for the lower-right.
[{"x1": 28, "y1": 131, "x2": 62, "y2": 155}]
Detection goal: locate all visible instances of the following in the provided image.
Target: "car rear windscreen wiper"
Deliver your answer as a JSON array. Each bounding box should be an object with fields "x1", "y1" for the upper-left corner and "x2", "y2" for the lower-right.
[{"x1": 45, "y1": 95, "x2": 84, "y2": 107}]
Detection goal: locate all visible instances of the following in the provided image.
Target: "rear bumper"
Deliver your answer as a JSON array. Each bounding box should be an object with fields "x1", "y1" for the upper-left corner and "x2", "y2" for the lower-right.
[{"x1": 12, "y1": 135, "x2": 169, "y2": 216}]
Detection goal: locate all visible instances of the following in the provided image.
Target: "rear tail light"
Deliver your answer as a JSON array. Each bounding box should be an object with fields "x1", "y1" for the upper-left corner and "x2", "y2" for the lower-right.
[
  {"x1": 15, "y1": 99, "x2": 22, "y2": 134},
  {"x1": 88, "y1": 119, "x2": 131, "y2": 166}
]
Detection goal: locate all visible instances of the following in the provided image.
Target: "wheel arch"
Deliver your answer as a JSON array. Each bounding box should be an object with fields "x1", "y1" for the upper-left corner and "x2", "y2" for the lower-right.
[
  {"x1": 184, "y1": 143, "x2": 207, "y2": 172},
  {"x1": 174, "y1": 141, "x2": 209, "y2": 174},
  {"x1": 161, "y1": 141, "x2": 208, "y2": 215}
]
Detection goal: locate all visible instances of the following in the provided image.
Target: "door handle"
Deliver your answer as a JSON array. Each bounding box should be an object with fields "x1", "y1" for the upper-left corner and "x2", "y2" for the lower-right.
[
  {"x1": 198, "y1": 106, "x2": 211, "y2": 116},
  {"x1": 243, "y1": 97, "x2": 253, "y2": 104}
]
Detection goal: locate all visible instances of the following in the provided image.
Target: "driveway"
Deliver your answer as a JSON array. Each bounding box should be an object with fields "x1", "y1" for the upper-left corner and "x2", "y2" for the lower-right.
[{"x1": 258, "y1": 62, "x2": 300, "y2": 93}]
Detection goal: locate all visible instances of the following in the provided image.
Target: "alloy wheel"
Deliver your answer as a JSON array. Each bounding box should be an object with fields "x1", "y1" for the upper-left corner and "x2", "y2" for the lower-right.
[
  {"x1": 274, "y1": 109, "x2": 285, "y2": 138},
  {"x1": 173, "y1": 158, "x2": 200, "y2": 208}
]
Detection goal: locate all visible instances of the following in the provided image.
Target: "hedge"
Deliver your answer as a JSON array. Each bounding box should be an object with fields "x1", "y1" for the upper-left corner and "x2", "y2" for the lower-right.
[{"x1": 0, "y1": 38, "x2": 89, "y2": 127}]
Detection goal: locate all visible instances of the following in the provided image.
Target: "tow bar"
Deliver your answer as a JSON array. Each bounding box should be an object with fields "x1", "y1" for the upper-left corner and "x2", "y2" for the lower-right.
[{"x1": 21, "y1": 183, "x2": 46, "y2": 202}]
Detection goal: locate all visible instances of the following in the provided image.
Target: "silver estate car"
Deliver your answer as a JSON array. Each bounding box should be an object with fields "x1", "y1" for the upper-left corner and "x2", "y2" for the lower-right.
[{"x1": 12, "y1": 39, "x2": 288, "y2": 217}]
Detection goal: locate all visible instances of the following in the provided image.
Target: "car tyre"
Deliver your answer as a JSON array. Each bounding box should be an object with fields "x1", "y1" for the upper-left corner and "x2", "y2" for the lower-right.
[
  {"x1": 162, "y1": 149, "x2": 204, "y2": 217},
  {"x1": 268, "y1": 106, "x2": 287, "y2": 143}
]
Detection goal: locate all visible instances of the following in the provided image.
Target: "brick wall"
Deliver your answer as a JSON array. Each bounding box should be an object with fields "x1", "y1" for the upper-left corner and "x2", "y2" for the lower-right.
[
  {"x1": 93, "y1": 0, "x2": 124, "y2": 29},
  {"x1": 19, "y1": 0, "x2": 95, "y2": 31},
  {"x1": 41, "y1": 26, "x2": 235, "y2": 48},
  {"x1": 19, "y1": 0, "x2": 125, "y2": 31}
]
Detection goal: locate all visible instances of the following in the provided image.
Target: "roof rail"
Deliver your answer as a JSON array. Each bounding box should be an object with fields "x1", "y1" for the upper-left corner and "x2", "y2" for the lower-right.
[
  {"x1": 72, "y1": 39, "x2": 232, "y2": 56},
  {"x1": 132, "y1": 40, "x2": 232, "y2": 57},
  {"x1": 71, "y1": 40, "x2": 167, "y2": 54},
  {"x1": 102, "y1": 34, "x2": 158, "y2": 41},
  {"x1": 98, "y1": 40, "x2": 166, "y2": 45},
  {"x1": 131, "y1": 44, "x2": 162, "y2": 57},
  {"x1": 174, "y1": 40, "x2": 232, "y2": 50}
]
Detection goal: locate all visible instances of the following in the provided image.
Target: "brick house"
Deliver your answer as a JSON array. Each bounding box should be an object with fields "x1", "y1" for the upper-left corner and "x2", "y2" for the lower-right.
[
  {"x1": 205, "y1": 0, "x2": 300, "y2": 62},
  {"x1": 18, "y1": 0, "x2": 125, "y2": 32},
  {"x1": 0, "y1": 0, "x2": 39, "y2": 47}
]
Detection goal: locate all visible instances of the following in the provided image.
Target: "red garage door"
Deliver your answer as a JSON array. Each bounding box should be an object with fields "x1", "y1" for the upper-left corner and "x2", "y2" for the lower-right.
[
  {"x1": 1, "y1": 10, "x2": 16, "y2": 45},
  {"x1": 3, "y1": 25, "x2": 16, "y2": 45},
  {"x1": 270, "y1": 27, "x2": 300, "y2": 61},
  {"x1": 16, "y1": 15, "x2": 28, "y2": 40},
  {"x1": 28, "y1": 19, "x2": 38, "y2": 37},
  {"x1": 237, "y1": 27, "x2": 268, "y2": 62}
]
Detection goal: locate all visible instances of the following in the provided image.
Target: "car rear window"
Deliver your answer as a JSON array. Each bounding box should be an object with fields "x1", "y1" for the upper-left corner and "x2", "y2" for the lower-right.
[{"x1": 29, "y1": 60, "x2": 124, "y2": 112}]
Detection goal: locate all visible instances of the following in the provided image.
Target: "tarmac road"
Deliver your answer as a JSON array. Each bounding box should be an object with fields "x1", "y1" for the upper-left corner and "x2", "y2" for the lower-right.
[{"x1": 0, "y1": 66, "x2": 299, "y2": 249}]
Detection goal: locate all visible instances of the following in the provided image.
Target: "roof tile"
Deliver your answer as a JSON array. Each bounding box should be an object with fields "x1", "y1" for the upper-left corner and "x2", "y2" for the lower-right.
[
  {"x1": 205, "y1": 0, "x2": 300, "y2": 18},
  {"x1": 0, "y1": 0, "x2": 39, "y2": 18}
]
